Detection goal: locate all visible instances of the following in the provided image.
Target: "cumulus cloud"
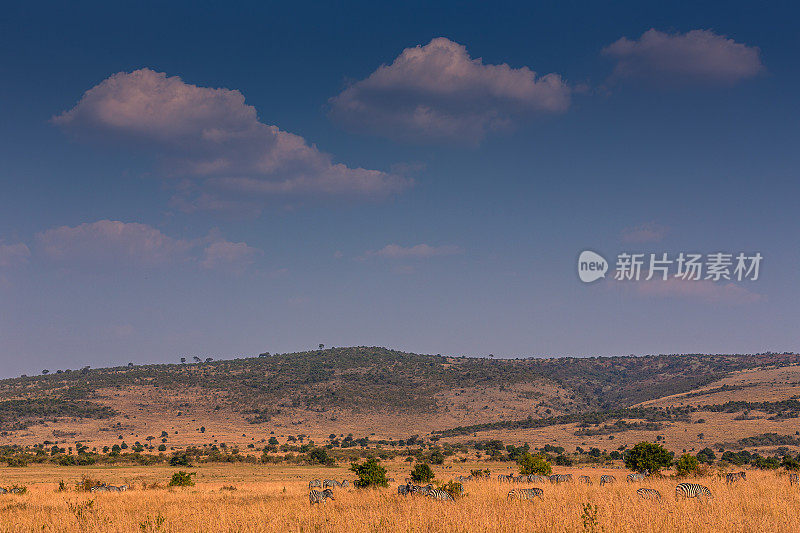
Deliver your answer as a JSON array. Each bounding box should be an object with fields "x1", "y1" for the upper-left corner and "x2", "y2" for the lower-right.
[
  {"x1": 602, "y1": 29, "x2": 763, "y2": 86},
  {"x1": 364, "y1": 243, "x2": 463, "y2": 259},
  {"x1": 53, "y1": 69, "x2": 409, "y2": 212},
  {"x1": 201, "y1": 240, "x2": 262, "y2": 274},
  {"x1": 621, "y1": 222, "x2": 668, "y2": 243},
  {"x1": 329, "y1": 37, "x2": 571, "y2": 143},
  {"x1": 0, "y1": 242, "x2": 31, "y2": 268},
  {"x1": 634, "y1": 277, "x2": 764, "y2": 304},
  {"x1": 35, "y1": 219, "x2": 259, "y2": 273}
]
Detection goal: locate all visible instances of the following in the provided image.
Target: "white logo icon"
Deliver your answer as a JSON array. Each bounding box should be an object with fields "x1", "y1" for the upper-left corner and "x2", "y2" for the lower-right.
[{"x1": 578, "y1": 251, "x2": 608, "y2": 283}]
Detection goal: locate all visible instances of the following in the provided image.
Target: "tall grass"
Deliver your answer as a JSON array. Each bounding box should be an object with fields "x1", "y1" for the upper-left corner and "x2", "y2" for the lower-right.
[{"x1": 0, "y1": 464, "x2": 798, "y2": 532}]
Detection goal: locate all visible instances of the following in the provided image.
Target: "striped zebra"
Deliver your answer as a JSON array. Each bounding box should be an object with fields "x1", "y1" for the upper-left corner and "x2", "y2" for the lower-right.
[
  {"x1": 456, "y1": 475, "x2": 473, "y2": 482},
  {"x1": 323, "y1": 479, "x2": 340, "y2": 488},
  {"x1": 529, "y1": 475, "x2": 549, "y2": 483},
  {"x1": 627, "y1": 473, "x2": 645, "y2": 483},
  {"x1": 600, "y1": 475, "x2": 616, "y2": 486},
  {"x1": 498, "y1": 474, "x2": 514, "y2": 483},
  {"x1": 309, "y1": 488, "x2": 335, "y2": 504},
  {"x1": 549, "y1": 474, "x2": 572, "y2": 484},
  {"x1": 675, "y1": 483, "x2": 712, "y2": 500},
  {"x1": 789, "y1": 473, "x2": 799, "y2": 485},
  {"x1": 9, "y1": 487, "x2": 25, "y2": 495},
  {"x1": 398, "y1": 484, "x2": 411, "y2": 496},
  {"x1": 578, "y1": 475, "x2": 592, "y2": 485},
  {"x1": 507, "y1": 488, "x2": 543, "y2": 501},
  {"x1": 726, "y1": 471, "x2": 746, "y2": 483},
  {"x1": 0, "y1": 488, "x2": 6, "y2": 494},
  {"x1": 308, "y1": 479, "x2": 322, "y2": 489},
  {"x1": 636, "y1": 488, "x2": 662, "y2": 501},
  {"x1": 340, "y1": 480, "x2": 349, "y2": 487},
  {"x1": 90, "y1": 485, "x2": 109, "y2": 493},
  {"x1": 424, "y1": 488, "x2": 454, "y2": 501}
]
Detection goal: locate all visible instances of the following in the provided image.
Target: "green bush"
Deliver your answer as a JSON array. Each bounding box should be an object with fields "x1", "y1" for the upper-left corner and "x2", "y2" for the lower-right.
[
  {"x1": 350, "y1": 458, "x2": 388, "y2": 488},
  {"x1": 624, "y1": 442, "x2": 672, "y2": 474},
  {"x1": 674, "y1": 454, "x2": 699, "y2": 476},
  {"x1": 167, "y1": 471, "x2": 196, "y2": 487},
  {"x1": 436, "y1": 480, "x2": 463, "y2": 499},
  {"x1": 410, "y1": 463, "x2": 435, "y2": 483},
  {"x1": 307, "y1": 447, "x2": 335, "y2": 466},
  {"x1": 517, "y1": 452, "x2": 552, "y2": 475}
]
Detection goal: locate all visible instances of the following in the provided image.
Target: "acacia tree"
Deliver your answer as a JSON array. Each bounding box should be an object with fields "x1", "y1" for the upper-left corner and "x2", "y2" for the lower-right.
[
  {"x1": 624, "y1": 442, "x2": 673, "y2": 474},
  {"x1": 517, "y1": 452, "x2": 552, "y2": 475}
]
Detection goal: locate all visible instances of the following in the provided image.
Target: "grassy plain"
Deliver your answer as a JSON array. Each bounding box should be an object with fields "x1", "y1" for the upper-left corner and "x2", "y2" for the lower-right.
[{"x1": 1, "y1": 462, "x2": 799, "y2": 532}]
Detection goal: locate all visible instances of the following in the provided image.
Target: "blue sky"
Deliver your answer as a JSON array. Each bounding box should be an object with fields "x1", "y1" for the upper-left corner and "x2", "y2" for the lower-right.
[{"x1": 1, "y1": 1, "x2": 798, "y2": 377}]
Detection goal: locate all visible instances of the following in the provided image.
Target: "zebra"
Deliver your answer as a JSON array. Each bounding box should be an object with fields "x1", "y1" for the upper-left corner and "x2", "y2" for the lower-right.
[
  {"x1": 726, "y1": 471, "x2": 746, "y2": 483},
  {"x1": 340, "y1": 480, "x2": 349, "y2": 487},
  {"x1": 636, "y1": 488, "x2": 662, "y2": 501},
  {"x1": 627, "y1": 473, "x2": 645, "y2": 483},
  {"x1": 424, "y1": 488, "x2": 454, "y2": 501},
  {"x1": 529, "y1": 475, "x2": 548, "y2": 483},
  {"x1": 309, "y1": 488, "x2": 335, "y2": 504},
  {"x1": 9, "y1": 487, "x2": 25, "y2": 494},
  {"x1": 456, "y1": 475, "x2": 473, "y2": 482},
  {"x1": 507, "y1": 488, "x2": 543, "y2": 501},
  {"x1": 549, "y1": 474, "x2": 572, "y2": 483},
  {"x1": 323, "y1": 479, "x2": 340, "y2": 488},
  {"x1": 600, "y1": 475, "x2": 616, "y2": 486},
  {"x1": 398, "y1": 484, "x2": 411, "y2": 496},
  {"x1": 498, "y1": 474, "x2": 514, "y2": 483},
  {"x1": 0, "y1": 487, "x2": 7, "y2": 494},
  {"x1": 308, "y1": 479, "x2": 322, "y2": 489},
  {"x1": 578, "y1": 475, "x2": 592, "y2": 485},
  {"x1": 90, "y1": 485, "x2": 109, "y2": 493},
  {"x1": 675, "y1": 483, "x2": 712, "y2": 500},
  {"x1": 790, "y1": 473, "x2": 799, "y2": 485}
]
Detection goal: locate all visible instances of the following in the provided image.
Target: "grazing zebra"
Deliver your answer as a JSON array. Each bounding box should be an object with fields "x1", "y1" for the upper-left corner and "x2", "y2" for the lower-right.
[
  {"x1": 398, "y1": 484, "x2": 411, "y2": 496},
  {"x1": 0, "y1": 487, "x2": 7, "y2": 494},
  {"x1": 340, "y1": 480, "x2": 349, "y2": 487},
  {"x1": 578, "y1": 475, "x2": 592, "y2": 485},
  {"x1": 726, "y1": 471, "x2": 746, "y2": 483},
  {"x1": 627, "y1": 473, "x2": 645, "y2": 483},
  {"x1": 549, "y1": 474, "x2": 572, "y2": 484},
  {"x1": 323, "y1": 479, "x2": 340, "y2": 488},
  {"x1": 636, "y1": 488, "x2": 662, "y2": 501},
  {"x1": 309, "y1": 488, "x2": 335, "y2": 504},
  {"x1": 456, "y1": 475, "x2": 473, "y2": 482},
  {"x1": 308, "y1": 479, "x2": 322, "y2": 489},
  {"x1": 790, "y1": 473, "x2": 799, "y2": 485},
  {"x1": 675, "y1": 483, "x2": 712, "y2": 500},
  {"x1": 498, "y1": 474, "x2": 514, "y2": 483},
  {"x1": 600, "y1": 475, "x2": 616, "y2": 486},
  {"x1": 507, "y1": 488, "x2": 543, "y2": 501},
  {"x1": 424, "y1": 488, "x2": 454, "y2": 501},
  {"x1": 90, "y1": 485, "x2": 109, "y2": 493},
  {"x1": 529, "y1": 475, "x2": 548, "y2": 483},
  {"x1": 9, "y1": 487, "x2": 25, "y2": 494}
]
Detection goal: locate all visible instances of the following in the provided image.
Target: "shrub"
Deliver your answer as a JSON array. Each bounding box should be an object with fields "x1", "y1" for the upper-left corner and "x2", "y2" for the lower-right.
[
  {"x1": 168, "y1": 471, "x2": 196, "y2": 487},
  {"x1": 169, "y1": 453, "x2": 191, "y2": 467},
  {"x1": 624, "y1": 442, "x2": 672, "y2": 474},
  {"x1": 410, "y1": 463, "x2": 435, "y2": 483},
  {"x1": 429, "y1": 450, "x2": 445, "y2": 465},
  {"x1": 436, "y1": 480, "x2": 463, "y2": 499},
  {"x1": 307, "y1": 447, "x2": 335, "y2": 466},
  {"x1": 350, "y1": 458, "x2": 388, "y2": 488},
  {"x1": 517, "y1": 452, "x2": 552, "y2": 475},
  {"x1": 674, "y1": 454, "x2": 699, "y2": 476},
  {"x1": 6, "y1": 457, "x2": 28, "y2": 467},
  {"x1": 697, "y1": 447, "x2": 716, "y2": 464}
]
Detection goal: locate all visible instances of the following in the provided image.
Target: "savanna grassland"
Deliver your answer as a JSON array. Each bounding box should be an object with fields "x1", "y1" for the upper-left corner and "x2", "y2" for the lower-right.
[{"x1": 0, "y1": 462, "x2": 798, "y2": 532}]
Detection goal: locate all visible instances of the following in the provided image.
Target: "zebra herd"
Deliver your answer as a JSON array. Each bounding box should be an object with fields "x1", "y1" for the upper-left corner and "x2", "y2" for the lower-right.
[
  {"x1": 89, "y1": 483, "x2": 129, "y2": 492},
  {"x1": 308, "y1": 479, "x2": 349, "y2": 490},
  {"x1": 498, "y1": 474, "x2": 570, "y2": 484},
  {"x1": 0, "y1": 487, "x2": 25, "y2": 494},
  {"x1": 397, "y1": 483, "x2": 454, "y2": 501}
]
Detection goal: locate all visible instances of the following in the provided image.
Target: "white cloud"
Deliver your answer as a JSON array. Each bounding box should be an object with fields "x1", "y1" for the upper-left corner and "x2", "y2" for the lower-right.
[
  {"x1": 54, "y1": 69, "x2": 410, "y2": 212},
  {"x1": 621, "y1": 222, "x2": 668, "y2": 243},
  {"x1": 35, "y1": 219, "x2": 259, "y2": 273},
  {"x1": 201, "y1": 240, "x2": 262, "y2": 274},
  {"x1": 329, "y1": 38, "x2": 571, "y2": 143},
  {"x1": 602, "y1": 29, "x2": 763, "y2": 86},
  {"x1": 618, "y1": 276, "x2": 764, "y2": 305},
  {"x1": 0, "y1": 242, "x2": 31, "y2": 268},
  {"x1": 364, "y1": 243, "x2": 463, "y2": 259}
]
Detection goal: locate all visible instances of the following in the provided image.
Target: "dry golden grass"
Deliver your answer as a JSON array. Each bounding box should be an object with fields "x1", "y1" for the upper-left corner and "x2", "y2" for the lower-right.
[{"x1": 1, "y1": 463, "x2": 799, "y2": 532}]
